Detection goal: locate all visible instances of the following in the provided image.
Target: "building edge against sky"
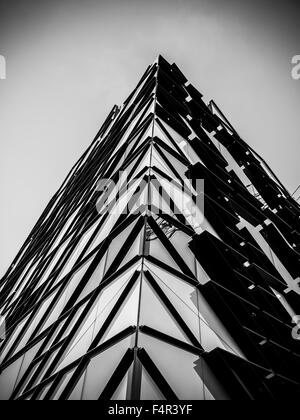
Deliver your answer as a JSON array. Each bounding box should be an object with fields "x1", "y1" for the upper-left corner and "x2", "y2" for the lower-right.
[{"x1": 0, "y1": 55, "x2": 300, "y2": 400}]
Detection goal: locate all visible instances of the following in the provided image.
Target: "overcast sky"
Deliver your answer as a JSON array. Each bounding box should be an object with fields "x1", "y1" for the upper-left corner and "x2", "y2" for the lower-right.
[{"x1": 0, "y1": 0, "x2": 299, "y2": 277}]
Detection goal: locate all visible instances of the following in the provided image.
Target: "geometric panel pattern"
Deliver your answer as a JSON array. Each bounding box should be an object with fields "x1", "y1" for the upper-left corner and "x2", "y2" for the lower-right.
[{"x1": 1, "y1": 55, "x2": 300, "y2": 400}]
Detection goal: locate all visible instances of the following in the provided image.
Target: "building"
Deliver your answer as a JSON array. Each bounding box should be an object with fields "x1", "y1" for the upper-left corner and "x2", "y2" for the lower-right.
[{"x1": 1, "y1": 55, "x2": 300, "y2": 400}]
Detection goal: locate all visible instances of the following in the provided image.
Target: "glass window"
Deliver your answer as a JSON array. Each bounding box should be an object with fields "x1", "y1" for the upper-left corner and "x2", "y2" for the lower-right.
[
  {"x1": 144, "y1": 263, "x2": 200, "y2": 342},
  {"x1": 0, "y1": 356, "x2": 24, "y2": 400},
  {"x1": 139, "y1": 334, "x2": 204, "y2": 400},
  {"x1": 102, "y1": 279, "x2": 141, "y2": 343},
  {"x1": 111, "y1": 374, "x2": 129, "y2": 400},
  {"x1": 139, "y1": 274, "x2": 189, "y2": 344},
  {"x1": 81, "y1": 337, "x2": 132, "y2": 400},
  {"x1": 140, "y1": 367, "x2": 165, "y2": 400}
]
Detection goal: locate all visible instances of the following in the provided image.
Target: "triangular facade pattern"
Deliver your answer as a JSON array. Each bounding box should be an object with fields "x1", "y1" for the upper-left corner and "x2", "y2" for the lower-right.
[{"x1": 1, "y1": 55, "x2": 300, "y2": 400}]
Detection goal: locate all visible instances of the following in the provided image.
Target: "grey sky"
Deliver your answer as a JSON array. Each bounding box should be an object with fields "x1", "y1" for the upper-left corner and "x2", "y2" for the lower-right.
[{"x1": 0, "y1": 0, "x2": 299, "y2": 277}]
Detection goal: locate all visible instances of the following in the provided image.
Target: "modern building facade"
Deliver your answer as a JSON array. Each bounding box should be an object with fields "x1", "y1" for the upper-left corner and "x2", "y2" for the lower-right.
[{"x1": 0, "y1": 56, "x2": 300, "y2": 400}]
